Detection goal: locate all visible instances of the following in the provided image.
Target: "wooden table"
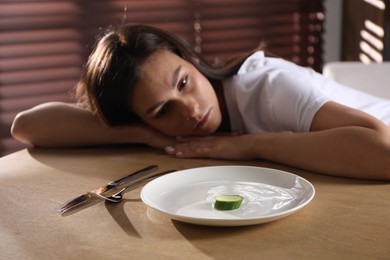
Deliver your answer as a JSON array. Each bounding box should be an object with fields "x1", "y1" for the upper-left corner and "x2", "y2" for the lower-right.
[{"x1": 1, "y1": 146, "x2": 389, "y2": 259}]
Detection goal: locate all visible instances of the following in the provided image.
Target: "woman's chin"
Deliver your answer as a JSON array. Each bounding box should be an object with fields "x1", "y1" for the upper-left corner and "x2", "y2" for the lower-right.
[{"x1": 195, "y1": 124, "x2": 220, "y2": 136}]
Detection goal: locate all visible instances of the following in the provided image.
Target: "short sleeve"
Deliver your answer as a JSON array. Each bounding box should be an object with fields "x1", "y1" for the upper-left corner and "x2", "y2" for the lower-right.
[
  {"x1": 261, "y1": 68, "x2": 329, "y2": 132},
  {"x1": 224, "y1": 52, "x2": 330, "y2": 133}
]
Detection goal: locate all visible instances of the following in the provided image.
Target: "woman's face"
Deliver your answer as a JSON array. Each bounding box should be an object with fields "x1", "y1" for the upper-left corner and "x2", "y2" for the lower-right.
[{"x1": 130, "y1": 50, "x2": 222, "y2": 137}]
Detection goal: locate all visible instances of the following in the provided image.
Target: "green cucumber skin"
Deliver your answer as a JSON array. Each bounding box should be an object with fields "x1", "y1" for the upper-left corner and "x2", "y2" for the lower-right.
[
  {"x1": 214, "y1": 201, "x2": 242, "y2": 210},
  {"x1": 214, "y1": 195, "x2": 244, "y2": 211}
]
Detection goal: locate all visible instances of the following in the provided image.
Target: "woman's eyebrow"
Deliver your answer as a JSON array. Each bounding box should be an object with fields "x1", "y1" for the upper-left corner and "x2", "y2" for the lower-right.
[
  {"x1": 145, "y1": 65, "x2": 182, "y2": 116},
  {"x1": 171, "y1": 65, "x2": 182, "y2": 87}
]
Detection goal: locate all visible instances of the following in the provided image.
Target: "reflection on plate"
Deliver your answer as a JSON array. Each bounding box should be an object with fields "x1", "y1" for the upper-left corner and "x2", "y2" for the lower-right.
[{"x1": 141, "y1": 166, "x2": 315, "y2": 226}]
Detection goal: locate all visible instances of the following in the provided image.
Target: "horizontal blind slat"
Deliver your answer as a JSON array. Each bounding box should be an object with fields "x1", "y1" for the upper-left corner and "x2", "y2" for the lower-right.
[
  {"x1": 0, "y1": 55, "x2": 83, "y2": 72},
  {"x1": 0, "y1": 29, "x2": 82, "y2": 44},
  {"x1": 0, "y1": 67, "x2": 81, "y2": 85},
  {"x1": 0, "y1": 2, "x2": 81, "y2": 17},
  {"x1": 0, "y1": 80, "x2": 77, "y2": 99},
  {"x1": 0, "y1": 42, "x2": 82, "y2": 58}
]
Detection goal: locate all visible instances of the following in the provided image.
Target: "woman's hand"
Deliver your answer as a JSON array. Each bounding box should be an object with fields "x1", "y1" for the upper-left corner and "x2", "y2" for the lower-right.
[{"x1": 165, "y1": 134, "x2": 256, "y2": 161}]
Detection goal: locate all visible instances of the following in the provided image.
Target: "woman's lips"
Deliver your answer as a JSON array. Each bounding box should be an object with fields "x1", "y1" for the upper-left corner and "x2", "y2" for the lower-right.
[{"x1": 194, "y1": 108, "x2": 211, "y2": 129}]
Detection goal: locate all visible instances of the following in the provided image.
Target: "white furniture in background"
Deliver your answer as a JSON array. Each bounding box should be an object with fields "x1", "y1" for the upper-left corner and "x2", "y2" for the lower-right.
[{"x1": 323, "y1": 62, "x2": 390, "y2": 99}]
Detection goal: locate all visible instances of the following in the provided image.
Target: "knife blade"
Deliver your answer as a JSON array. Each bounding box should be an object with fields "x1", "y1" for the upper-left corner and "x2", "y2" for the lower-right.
[{"x1": 57, "y1": 165, "x2": 158, "y2": 214}]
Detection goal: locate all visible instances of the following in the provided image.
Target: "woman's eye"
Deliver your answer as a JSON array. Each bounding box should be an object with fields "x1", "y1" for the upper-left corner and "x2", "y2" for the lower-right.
[
  {"x1": 178, "y1": 75, "x2": 188, "y2": 91},
  {"x1": 155, "y1": 104, "x2": 169, "y2": 119}
]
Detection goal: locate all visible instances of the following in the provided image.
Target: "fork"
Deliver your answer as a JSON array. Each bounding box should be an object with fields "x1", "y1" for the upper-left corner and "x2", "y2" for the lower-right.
[{"x1": 89, "y1": 169, "x2": 176, "y2": 203}]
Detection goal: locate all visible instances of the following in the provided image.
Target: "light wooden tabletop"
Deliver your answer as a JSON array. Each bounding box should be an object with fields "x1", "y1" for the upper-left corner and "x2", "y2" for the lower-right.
[{"x1": 0, "y1": 146, "x2": 389, "y2": 260}]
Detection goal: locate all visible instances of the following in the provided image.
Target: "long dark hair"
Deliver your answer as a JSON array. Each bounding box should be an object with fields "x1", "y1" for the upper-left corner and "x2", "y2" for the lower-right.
[{"x1": 76, "y1": 24, "x2": 257, "y2": 126}]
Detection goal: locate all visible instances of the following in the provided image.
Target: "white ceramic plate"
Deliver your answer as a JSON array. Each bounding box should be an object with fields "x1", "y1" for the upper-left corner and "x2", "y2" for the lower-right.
[{"x1": 141, "y1": 166, "x2": 315, "y2": 226}]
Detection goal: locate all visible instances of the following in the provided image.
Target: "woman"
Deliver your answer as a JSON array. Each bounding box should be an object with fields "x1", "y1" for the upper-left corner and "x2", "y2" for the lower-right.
[{"x1": 11, "y1": 24, "x2": 390, "y2": 180}]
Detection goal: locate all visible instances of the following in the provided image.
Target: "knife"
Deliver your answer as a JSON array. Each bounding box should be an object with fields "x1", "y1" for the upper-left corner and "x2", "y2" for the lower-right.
[{"x1": 57, "y1": 165, "x2": 158, "y2": 214}]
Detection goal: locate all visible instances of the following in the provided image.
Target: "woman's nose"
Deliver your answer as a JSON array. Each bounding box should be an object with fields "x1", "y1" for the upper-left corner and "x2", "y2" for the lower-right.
[{"x1": 180, "y1": 98, "x2": 200, "y2": 120}]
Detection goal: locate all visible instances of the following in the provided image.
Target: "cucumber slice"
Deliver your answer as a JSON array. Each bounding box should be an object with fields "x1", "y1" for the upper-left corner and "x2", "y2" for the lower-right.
[{"x1": 214, "y1": 195, "x2": 244, "y2": 211}]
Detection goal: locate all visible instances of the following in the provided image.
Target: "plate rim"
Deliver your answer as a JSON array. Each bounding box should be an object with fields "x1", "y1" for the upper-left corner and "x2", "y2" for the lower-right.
[{"x1": 141, "y1": 165, "x2": 315, "y2": 226}]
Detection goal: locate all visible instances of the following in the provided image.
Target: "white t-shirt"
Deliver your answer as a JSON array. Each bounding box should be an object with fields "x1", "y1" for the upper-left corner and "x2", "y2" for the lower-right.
[{"x1": 223, "y1": 51, "x2": 390, "y2": 133}]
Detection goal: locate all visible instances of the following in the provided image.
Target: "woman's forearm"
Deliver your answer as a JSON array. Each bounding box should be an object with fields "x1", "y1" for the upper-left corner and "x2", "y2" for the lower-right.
[
  {"x1": 11, "y1": 102, "x2": 149, "y2": 148},
  {"x1": 168, "y1": 126, "x2": 390, "y2": 180},
  {"x1": 251, "y1": 127, "x2": 390, "y2": 179}
]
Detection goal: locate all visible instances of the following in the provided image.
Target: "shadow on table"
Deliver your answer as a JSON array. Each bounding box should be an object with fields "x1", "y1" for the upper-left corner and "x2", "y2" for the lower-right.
[
  {"x1": 172, "y1": 219, "x2": 280, "y2": 259},
  {"x1": 104, "y1": 199, "x2": 142, "y2": 238},
  {"x1": 27, "y1": 145, "x2": 164, "y2": 178}
]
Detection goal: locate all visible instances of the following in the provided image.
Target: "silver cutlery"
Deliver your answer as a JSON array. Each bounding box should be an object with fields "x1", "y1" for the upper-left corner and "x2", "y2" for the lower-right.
[
  {"x1": 90, "y1": 169, "x2": 176, "y2": 203},
  {"x1": 57, "y1": 165, "x2": 158, "y2": 214}
]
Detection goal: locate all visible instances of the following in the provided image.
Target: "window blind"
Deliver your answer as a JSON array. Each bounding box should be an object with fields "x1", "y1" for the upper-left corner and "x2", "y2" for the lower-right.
[
  {"x1": 0, "y1": 0, "x2": 325, "y2": 156},
  {"x1": 0, "y1": 0, "x2": 195, "y2": 156},
  {"x1": 197, "y1": 0, "x2": 324, "y2": 70},
  {"x1": 0, "y1": 1, "x2": 83, "y2": 155},
  {"x1": 81, "y1": 0, "x2": 195, "y2": 50},
  {"x1": 342, "y1": 0, "x2": 389, "y2": 63}
]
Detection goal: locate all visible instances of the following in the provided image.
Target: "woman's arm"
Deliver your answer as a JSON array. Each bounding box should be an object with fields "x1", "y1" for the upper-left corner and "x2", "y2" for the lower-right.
[
  {"x1": 11, "y1": 102, "x2": 175, "y2": 149},
  {"x1": 166, "y1": 102, "x2": 390, "y2": 180}
]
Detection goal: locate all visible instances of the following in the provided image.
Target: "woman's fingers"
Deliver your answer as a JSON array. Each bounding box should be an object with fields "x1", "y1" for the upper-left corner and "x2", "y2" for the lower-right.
[
  {"x1": 165, "y1": 141, "x2": 212, "y2": 157},
  {"x1": 165, "y1": 134, "x2": 253, "y2": 160}
]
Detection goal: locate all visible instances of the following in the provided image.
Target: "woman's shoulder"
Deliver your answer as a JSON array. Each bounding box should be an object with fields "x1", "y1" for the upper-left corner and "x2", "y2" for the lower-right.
[{"x1": 234, "y1": 52, "x2": 305, "y2": 80}]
